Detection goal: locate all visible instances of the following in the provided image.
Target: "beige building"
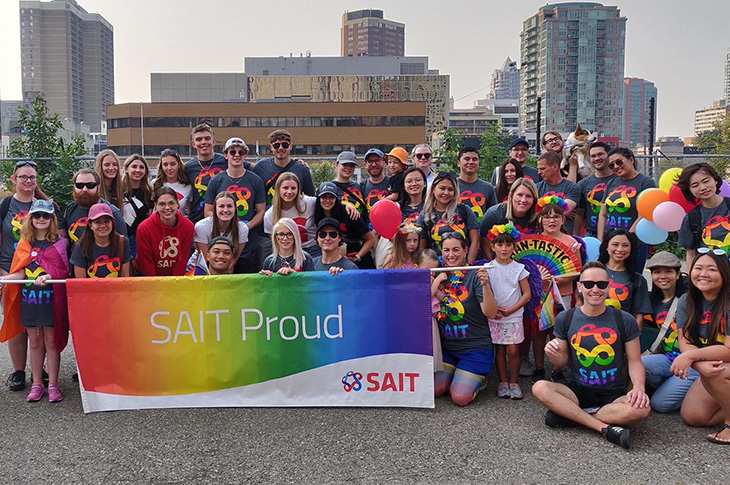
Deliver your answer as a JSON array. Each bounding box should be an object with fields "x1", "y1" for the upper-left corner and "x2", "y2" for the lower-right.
[{"x1": 694, "y1": 99, "x2": 730, "y2": 136}]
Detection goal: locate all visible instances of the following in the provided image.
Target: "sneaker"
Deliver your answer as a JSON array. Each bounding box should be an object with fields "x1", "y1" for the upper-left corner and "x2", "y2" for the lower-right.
[
  {"x1": 480, "y1": 376, "x2": 488, "y2": 391},
  {"x1": 603, "y1": 426, "x2": 631, "y2": 449},
  {"x1": 72, "y1": 372, "x2": 79, "y2": 383},
  {"x1": 42, "y1": 369, "x2": 49, "y2": 388},
  {"x1": 531, "y1": 368, "x2": 546, "y2": 383},
  {"x1": 7, "y1": 370, "x2": 26, "y2": 391},
  {"x1": 509, "y1": 383, "x2": 523, "y2": 400},
  {"x1": 519, "y1": 358, "x2": 535, "y2": 377},
  {"x1": 551, "y1": 369, "x2": 569, "y2": 385},
  {"x1": 27, "y1": 384, "x2": 45, "y2": 402},
  {"x1": 497, "y1": 382, "x2": 510, "y2": 398},
  {"x1": 48, "y1": 385, "x2": 63, "y2": 403},
  {"x1": 545, "y1": 410, "x2": 576, "y2": 428}
]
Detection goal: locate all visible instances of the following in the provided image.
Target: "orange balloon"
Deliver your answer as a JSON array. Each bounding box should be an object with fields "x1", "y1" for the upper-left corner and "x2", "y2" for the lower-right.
[{"x1": 637, "y1": 188, "x2": 670, "y2": 221}]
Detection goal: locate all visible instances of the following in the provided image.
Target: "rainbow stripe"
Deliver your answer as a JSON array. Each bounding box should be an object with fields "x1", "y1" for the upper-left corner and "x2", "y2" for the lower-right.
[{"x1": 513, "y1": 234, "x2": 582, "y2": 276}]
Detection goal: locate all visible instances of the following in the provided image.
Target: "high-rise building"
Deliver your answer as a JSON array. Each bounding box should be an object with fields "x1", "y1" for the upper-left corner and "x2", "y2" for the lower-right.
[
  {"x1": 519, "y1": 3, "x2": 626, "y2": 138},
  {"x1": 20, "y1": 0, "x2": 114, "y2": 132},
  {"x1": 488, "y1": 57, "x2": 520, "y2": 100},
  {"x1": 341, "y1": 9, "x2": 405, "y2": 57},
  {"x1": 623, "y1": 77, "x2": 657, "y2": 146},
  {"x1": 724, "y1": 47, "x2": 730, "y2": 104},
  {"x1": 694, "y1": 99, "x2": 730, "y2": 137}
]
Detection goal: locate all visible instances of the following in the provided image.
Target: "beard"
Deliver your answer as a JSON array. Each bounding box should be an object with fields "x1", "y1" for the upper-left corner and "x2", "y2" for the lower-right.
[{"x1": 73, "y1": 190, "x2": 101, "y2": 208}]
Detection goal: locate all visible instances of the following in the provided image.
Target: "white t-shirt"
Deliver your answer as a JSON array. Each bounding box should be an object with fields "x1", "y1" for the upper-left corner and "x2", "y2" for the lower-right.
[
  {"x1": 263, "y1": 195, "x2": 317, "y2": 249},
  {"x1": 487, "y1": 260, "x2": 530, "y2": 324},
  {"x1": 165, "y1": 181, "x2": 192, "y2": 216},
  {"x1": 194, "y1": 217, "x2": 249, "y2": 245}
]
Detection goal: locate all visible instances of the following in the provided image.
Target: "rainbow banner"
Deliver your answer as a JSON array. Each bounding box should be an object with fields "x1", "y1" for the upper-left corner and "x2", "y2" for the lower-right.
[{"x1": 67, "y1": 271, "x2": 434, "y2": 413}]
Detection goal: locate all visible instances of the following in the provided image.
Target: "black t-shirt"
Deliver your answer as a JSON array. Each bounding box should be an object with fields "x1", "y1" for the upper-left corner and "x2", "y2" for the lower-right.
[
  {"x1": 64, "y1": 199, "x2": 127, "y2": 245},
  {"x1": 184, "y1": 153, "x2": 228, "y2": 223},
  {"x1": 19, "y1": 239, "x2": 54, "y2": 327},
  {"x1": 122, "y1": 187, "x2": 151, "y2": 237},
  {"x1": 479, "y1": 202, "x2": 538, "y2": 238},
  {"x1": 70, "y1": 237, "x2": 133, "y2": 278},
  {"x1": 602, "y1": 173, "x2": 657, "y2": 231},
  {"x1": 388, "y1": 172, "x2": 405, "y2": 196},
  {"x1": 401, "y1": 201, "x2": 424, "y2": 225},
  {"x1": 437, "y1": 270, "x2": 492, "y2": 353},
  {"x1": 577, "y1": 174, "x2": 617, "y2": 235},
  {"x1": 251, "y1": 157, "x2": 316, "y2": 207},
  {"x1": 417, "y1": 204, "x2": 478, "y2": 255},
  {"x1": 457, "y1": 178, "x2": 498, "y2": 225},
  {"x1": 333, "y1": 181, "x2": 368, "y2": 218},
  {"x1": 604, "y1": 268, "x2": 652, "y2": 316},
  {"x1": 313, "y1": 256, "x2": 359, "y2": 271},
  {"x1": 262, "y1": 252, "x2": 315, "y2": 272}
]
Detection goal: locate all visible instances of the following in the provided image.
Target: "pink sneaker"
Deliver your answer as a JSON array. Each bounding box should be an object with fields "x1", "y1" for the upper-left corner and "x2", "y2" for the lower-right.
[
  {"x1": 48, "y1": 385, "x2": 63, "y2": 403},
  {"x1": 27, "y1": 384, "x2": 45, "y2": 402}
]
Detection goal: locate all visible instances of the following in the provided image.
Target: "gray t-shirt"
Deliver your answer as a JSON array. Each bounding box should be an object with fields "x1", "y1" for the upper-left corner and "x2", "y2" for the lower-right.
[
  {"x1": 64, "y1": 199, "x2": 127, "y2": 245},
  {"x1": 184, "y1": 153, "x2": 228, "y2": 223},
  {"x1": 537, "y1": 178, "x2": 581, "y2": 233},
  {"x1": 262, "y1": 252, "x2": 315, "y2": 272},
  {"x1": 674, "y1": 293, "x2": 730, "y2": 347},
  {"x1": 577, "y1": 174, "x2": 617, "y2": 235},
  {"x1": 491, "y1": 165, "x2": 541, "y2": 185},
  {"x1": 437, "y1": 269, "x2": 492, "y2": 353},
  {"x1": 554, "y1": 307, "x2": 639, "y2": 391},
  {"x1": 417, "y1": 203, "x2": 478, "y2": 256},
  {"x1": 604, "y1": 268, "x2": 652, "y2": 316},
  {"x1": 70, "y1": 238, "x2": 132, "y2": 278},
  {"x1": 251, "y1": 157, "x2": 316, "y2": 207},
  {"x1": 458, "y1": 178, "x2": 498, "y2": 225},
  {"x1": 678, "y1": 199, "x2": 730, "y2": 250},
  {"x1": 361, "y1": 177, "x2": 390, "y2": 212},
  {"x1": 0, "y1": 197, "x2": 66, "y2": 271},
  {"x1": 313, "y1": 255, "x2": 359, "y2": 271},
  {"x1": 479, "y1": 202, "x2": 538, "y2": 237},
  {"x1": 602, "y1": 173, "x2": 657, "y2": 230}
]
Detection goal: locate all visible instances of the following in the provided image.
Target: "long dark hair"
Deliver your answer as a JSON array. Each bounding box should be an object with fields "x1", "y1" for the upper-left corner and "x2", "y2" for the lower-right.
[
  {"x1": 496, "y1": 158, "x2": 524, "y2": 202},
  {"x1": 153, "y1": 148, "x2": 190, "y2": 191},
  {"x1": 314, "y1": 193, "x2": 348, "y2": 224},
  {"x1": 598, "y1": 228, "x2": 638, "y2": 274},
  {"x1": 122, "y1": 154, "x2": 153, "y2": 208},
  {"x1": 396, "y1": 167, "x2": 427, "y2": 207},
  {"x1": 78, "y1": 213, "x2": 120, "y2": 262},
  {"x1": 683, "y1": 252, "x2": 730, "y2": 347},
  {"x1": 649, "y1": 269, "x2": 687, "y2": 303}
]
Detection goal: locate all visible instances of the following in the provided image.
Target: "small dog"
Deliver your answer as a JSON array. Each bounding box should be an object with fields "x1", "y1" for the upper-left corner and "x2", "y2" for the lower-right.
[{"x1": 562, "y1": 124, "x2": 597, "y2": 177}]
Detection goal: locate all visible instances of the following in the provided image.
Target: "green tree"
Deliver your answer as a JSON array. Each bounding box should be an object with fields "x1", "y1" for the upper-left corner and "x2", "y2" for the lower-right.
[
  {"x1": 477, "y1": 123, "x2": 510, "y2": 181},
  {"x1": 695, "y1": 116, "x2": 730, "y2": 177},
  {"x1": 7, "y1": 93, "x2": 87, "y2": 209},
  {"x1": 434, "y1": 128, "x2": 464, "y2": 172},
  {"x1": 311, "y1": 160, "x2": 336, "y2": 188}
]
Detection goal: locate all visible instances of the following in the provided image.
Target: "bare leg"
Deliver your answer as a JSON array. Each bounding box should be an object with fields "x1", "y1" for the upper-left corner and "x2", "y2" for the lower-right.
[
  {"x1": 593, "y1": 395, "x2": 651, "y2": 427},
  {"x1": 519, "y1": 336, "x2": 531, "y2": 359},
  {"x1": 532, "y1": 380, "x2": 607, "y2": 433},
  {"x1": 27, "y1": 328, "x2": 45, "y2": 384},
  {"x1": 495, "y1": 345, "x2": 507, "y2": 383},
  {"x1": 8, "y1": 331, "x2": 28, "y2": 372},
  {"x1": 681, "y1": 377, "x2": 726, "y2": 427},
  {"x1": 42, "y1": 327, "x2": 59, "y2": 386},
  {"x1": 507, "y1": 344, "x2": 520, "y2": 384}
]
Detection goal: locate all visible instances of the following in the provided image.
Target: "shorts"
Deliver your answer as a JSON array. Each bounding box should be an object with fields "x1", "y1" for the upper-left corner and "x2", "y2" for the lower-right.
[
  {"x1": 488, "y1": 319, "x2": 524, "y2": 345},
  {"x1": 442, "y1": 348, "x2": 494, "y2": 376},
  {"x1": 568, "y1": 381, "x2": 626, "y2": 410}
]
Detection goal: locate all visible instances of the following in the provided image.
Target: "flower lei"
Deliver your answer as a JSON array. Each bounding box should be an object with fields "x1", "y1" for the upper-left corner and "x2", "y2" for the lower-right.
[
  {"x1": 398, "y1": 223, "x2": 422, "y2": 235},
  {"x1": 486, "y1": 223, "x2": 521, "y2": 242},
  {"x1": 536, "y1": 195, "x2": 569, "y2": 213},
  {"x1": 438, "y1": 270, "x2": 466, "y2": 323}
]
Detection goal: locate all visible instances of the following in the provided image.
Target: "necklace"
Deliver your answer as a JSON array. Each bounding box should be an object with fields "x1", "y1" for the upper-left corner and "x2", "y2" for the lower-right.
[{"x1": 227, "y1": 170, "x2": 246, "y2": 186}]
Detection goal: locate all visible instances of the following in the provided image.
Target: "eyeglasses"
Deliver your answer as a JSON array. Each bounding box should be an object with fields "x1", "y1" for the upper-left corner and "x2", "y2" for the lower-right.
[
  {"x1": 544, "y1": 137, "x2": 562, "y2": 145},
  {"x1": 272, "y1": 142, "x2": 291, "y2": 150},
  {"x1": 580, "y1": 280, "x2": 610, "y2": 289},
  {"x1": 14, "y1": 160, "x2": 37, "y2": 170},
  {"x1": 437, "y1": 171, "x2": 457, "y2": 180},
  {"x1": 16, "y1": 175, "x2": 37, "y2": 182},
  {"x1": 74, "y1": 182, "x2": 98, "y2": 190},
  {"x1": 318, "y1": 230, "x2": 339, "y2": 239},
  {"x1": 227, "y1": 149, "x2": 247, "y2": 156},
  {"x1": 275, "y1": 232, "x2": 294, "y2": 240},
  {"x1": 608, "y1": 159, "x2": 625, "y2": 170},
  {"x1": 542, "y1": 215, "x2": 562, "y2": 221},
  {"x1": 364, "y1": 158, "x2": 383, "y2": 164},
  {"x1": 30, "y1": 212, "x2": 52, "y2": 220},
  {"x1": 697, "y1": 247, "x2": 727, "y2": 255},
  {"x1": 414, "y1": 153, "x2": 432, "y2": 160},
  {"x1": 156, "y1": 201, "x2": 178, "y2": 208}
]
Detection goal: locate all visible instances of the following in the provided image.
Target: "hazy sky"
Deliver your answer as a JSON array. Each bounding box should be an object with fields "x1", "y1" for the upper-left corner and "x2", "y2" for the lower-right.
[{"x1": 1, "y1": 0, "x2": 729, "y2": 138}]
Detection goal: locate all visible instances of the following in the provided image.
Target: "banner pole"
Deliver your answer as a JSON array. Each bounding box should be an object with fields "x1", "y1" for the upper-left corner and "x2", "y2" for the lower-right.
[
  {"x1": 429, "y1": 264, "x2": 494, "y2": 273},
  {"x1": 1, "y1": 279, "x2": 67, "y2": 284}
]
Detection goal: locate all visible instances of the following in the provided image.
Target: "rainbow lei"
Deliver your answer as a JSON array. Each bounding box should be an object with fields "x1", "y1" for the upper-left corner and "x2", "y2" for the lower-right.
[
  {"x1": 536, "y1": 195, "x2": 569, "y2": 213},
  {"x1": 487, "y1": 223, "x2": 521, "y2": 242}
]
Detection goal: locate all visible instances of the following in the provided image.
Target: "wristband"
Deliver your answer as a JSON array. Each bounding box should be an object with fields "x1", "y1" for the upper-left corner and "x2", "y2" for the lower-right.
[{"x1": 355, "y1": 254, "x2": 362, "y2": 262}]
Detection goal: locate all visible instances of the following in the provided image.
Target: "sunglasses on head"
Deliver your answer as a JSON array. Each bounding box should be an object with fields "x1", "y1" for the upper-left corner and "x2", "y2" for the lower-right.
[
  {"x1": 414, "y1": 152, "x2": 432, "y2": 160},
  {"x1": 697, "y1": 247, "x2": 727, "y2": 256},
  {"x1": 580, "y1": 280, "x2": 610, "y2": 290},
  {"x1": 437, "y1": 171, "x2": 457, "y2": 180},
  {"x1": 14, "y1": 160, "x2": 38, "y2": 170},
  {"x1": 272, "y1": 142, "x2": 290, "y2": 150},
  {"x1": 30, "y1": 212, "x2": 52, "y2": 220},
  {"x1": 318, "y1": 230, "x2": 339, "y2": 239},
  {"x1": 608, "y1": 159, "x2": 625, "y2": 170},
  {"x1": 75, "y1": 182, "x2": 98, "y2": 190},
  {"x1": 227, "y1": 149, "x2": 247, "y2": 156},
  {"x1": 160, "y1": 149, "x2": 178, "y2": 157}
]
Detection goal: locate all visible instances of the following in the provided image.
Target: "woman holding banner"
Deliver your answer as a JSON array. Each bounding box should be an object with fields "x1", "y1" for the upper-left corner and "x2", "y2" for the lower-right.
[
  {"x1": 261, "y1": 217, "x2": 314, "y2": 274},
  {"x1": 70, "y1": 203, "x2": 132, "y2": 278}
]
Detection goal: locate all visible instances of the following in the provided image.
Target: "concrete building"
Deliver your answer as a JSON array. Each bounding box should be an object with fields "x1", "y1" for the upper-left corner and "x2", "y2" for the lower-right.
[
  {"x1": 475, "y1": 98, "x2": 520, "y2": 135},
  {"x1": 694, "y1": 99, "x2": 730, "y2": 136},
  {"x1": 724, "y1": 47, "x2": 730, "y2": 104},
  {"x1": 1, "y1": 101, "x2": 24, "y2": 135},
  {"x1": 488, "y1": 57, "x2": 520, "y2": 100},
  {"x1": 151, "y1": 73, "x2": 247, "y2": 103},
  {"x1": 341, "y1": 9, "x2": 405, "y2": 57},
  {"x1": 105, "y1": 101, "x2": 427, "y2": 158},
  {"x1": 449, "y1": 106, "x2": 501, "y2": 136},
  {"x1": 20, "y1": 0, "x2": 114, "y2": 132},
  {"x1": 622, "y1": 77, "x2": 657, "y2": 146},
  {"x1": 519, "y1": 3, "x2": 626, "y2": 138},
  {"x1": 245, "y1": 56, "x2": 430, "y2": 77}
]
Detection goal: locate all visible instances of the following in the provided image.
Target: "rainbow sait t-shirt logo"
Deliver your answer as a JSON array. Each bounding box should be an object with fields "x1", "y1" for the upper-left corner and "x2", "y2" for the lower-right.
[
  {"x1": 69, "y1": 216, "x2": 89, "y2": 243},
  {"x1": 459, "y1": 191, "x2": 487, "y2": 223},
  {"x1": 570, "y1": 323, "x2": 618, "y2": 386},
  {"x1": 225, "y1": 185, "x2": 253, "y2": 221},
  {"x1": 605, "y1": 185, "x2": 637, "y2": 228}
]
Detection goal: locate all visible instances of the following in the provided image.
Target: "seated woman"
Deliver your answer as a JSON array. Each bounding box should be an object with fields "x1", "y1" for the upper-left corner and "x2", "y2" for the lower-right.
[
  {"x1": 134, "y1": 187, "x2": 194, "y2": 276},
  {"x1": 70, "y1": 203, "x2": 132, "y2": 278},
  {"x1": 641, "y1": 251, "x2": 688, "y2": 412},
  {"x1": 671, "y1": 249, "x2": 730, "y2": 444},
  {"x1": 261, "y1": 217, "x2": 314, "y2": 275}
]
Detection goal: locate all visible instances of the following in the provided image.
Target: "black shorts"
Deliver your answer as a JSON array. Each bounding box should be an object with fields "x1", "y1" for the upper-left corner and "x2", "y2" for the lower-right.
[{"x1": 568, "y1": 382, "x2": 626, "y2": 410}]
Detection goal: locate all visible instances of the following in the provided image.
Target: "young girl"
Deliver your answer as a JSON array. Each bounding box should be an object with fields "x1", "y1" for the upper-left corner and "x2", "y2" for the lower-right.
[
  {"x1": 537, "y1": 195, "x2": 580, "y2": 309},
  {"x1": 153, "y1": 149, "x2": 191, "y2": 216},
  {"x1": 382, "y1": 224, "x2": 421, "y2": 269},
  {"x1": 1, "y1": 200, "x2": 69, "y2": 403},
  {"x1": 121, "y1": 154, "x2": 153, "y2": 256},
  {"x1": 260, "y1": 217, "x2": 314, "y2": 275},
  {"x1": 485, "y1": 224, "x2": 531, "y2": 399},
  {"x1": 70, "y1": 203, "x2": 132, "y2": 278},
  {"x1": 418, "y1": 249, "x2": 443, "y2": 372},
  {"x1": 95, "y1": 149, "x2": 123, "y2": 210},
  {"x1": 193, "y1": 191, "x2": 249, "y2": 272}
]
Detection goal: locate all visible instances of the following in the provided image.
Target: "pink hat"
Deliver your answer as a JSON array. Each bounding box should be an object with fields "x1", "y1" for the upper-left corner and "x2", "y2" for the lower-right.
[{"x1": 87, "y1": 203, "x2": 114, "y2": 221}]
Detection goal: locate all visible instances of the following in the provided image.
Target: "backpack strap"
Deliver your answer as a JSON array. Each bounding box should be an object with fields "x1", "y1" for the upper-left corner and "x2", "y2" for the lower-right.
[
  {"x1": 564, "y1": 307, "x2": 577, "y2": 329},
  {"x1": 0, "y1": 196, "x2": 12, "y2": 222},
  {"x1": 688, "y1": 197, "x2": 730, "y2": 248},
  {"x1": 118, "y1": 234, "x2": 125, "y2": 262},
  {"x1": 649, "y1": 297, "x2": 679, "y2": 354}
]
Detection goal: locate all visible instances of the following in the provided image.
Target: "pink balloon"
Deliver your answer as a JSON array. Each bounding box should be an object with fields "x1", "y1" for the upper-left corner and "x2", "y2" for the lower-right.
[
  {"x1": 370, "y1": 199, "x2": 402, "y2": 239},
  {"x1": 720, "y1": 181, "x2": 730, "y2": 198},
  {"x1": 652, "y1": 201, "x2": 685, "y2": 232}
]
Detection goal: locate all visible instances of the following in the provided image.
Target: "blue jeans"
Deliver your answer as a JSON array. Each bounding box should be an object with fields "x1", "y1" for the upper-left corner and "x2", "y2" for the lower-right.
[{"x1": 642, "y1": 353, "x2": 698, "y2": 412}]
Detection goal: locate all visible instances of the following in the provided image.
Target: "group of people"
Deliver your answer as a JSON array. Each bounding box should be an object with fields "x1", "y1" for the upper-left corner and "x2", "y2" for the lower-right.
[{"x1": 0, "y1": 125, "x2": 727, "y2": 450}]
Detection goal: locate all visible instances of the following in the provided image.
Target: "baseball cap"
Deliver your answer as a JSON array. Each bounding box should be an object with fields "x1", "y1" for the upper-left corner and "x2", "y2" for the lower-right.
[
  {"x1": 646, "y1": 251, "x2": 682, "y2": 270},
  {"x1": 336, "y1": 151, "x2": 358, "y2": 165},
  {"x1": 207, "y1": 236, "x2": 235, "y2": 252},
  {"x1": 87, "y1": 203, "x2": 114, "y2": 221},
  {"x1": 510, "y1": 138, "x2": 529, "y2": 150},
  {"x1": 224, "y1": 137, "x2": 248, "y2": 152},
  {"x1": 364, "y1": 148, "x2": 384, "y2": 160},
  {"x1": 386, "y1": 147, "x2": 408, "y2": 165},
  {"x1": 29, "y1": 199, "x2": 55, "y2": 215},
  {"x1": 316, "y1": 182, "x2": 339, "y2": 198},
  {"x1": 317, "y1": 217, "x2": 341, "y2": 234}
]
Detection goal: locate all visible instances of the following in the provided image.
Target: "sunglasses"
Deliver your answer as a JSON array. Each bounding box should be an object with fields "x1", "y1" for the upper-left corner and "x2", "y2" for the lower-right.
[
  {"x1": 318, "y1": 230, "x2": 339, "y2": 239},
  {"x1": 228, "y1": 149, "x2": 247, "y2": 156},
  {"x1": 437, "y1": 171, "x2": 457, "y2": 180},
  {"x1": 580, "y1": 280, "x2": 610, "y2": 290},
  {"x1": 74, "y1": 182, "x2": 98, "y2": 190},
  {"x1": 275, "y1": 232, "x2": 294, "y2": 240},
  {"x1": 414, "y1": 153, "x2": 432, "y2": 160},
  {"x1": 272, "y1": 142, "x2": 291, "y2": 150},
  {"x1": 30, "y1": 212, "x2": 52, "y2": 220},
  {"x1": 160, "y1": 149, "x2": 178, "y2": 157},
  {"x1": 697, "y1": 247, "x2": 727, "y2": 255},
  {"x1": 14, "y1": 160, "x2": 38, "y2": 170},
  {"x1": 442, "y1": 231, "x2": 465, "y2": 241},
  {"x1": 608, "y1": 159, "x2": 625, "y2": 170}
]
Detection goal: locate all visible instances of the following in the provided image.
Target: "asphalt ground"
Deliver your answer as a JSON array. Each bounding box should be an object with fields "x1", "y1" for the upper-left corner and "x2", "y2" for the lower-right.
[{"x1": 0, "y1": 340, "x2": 726, "y2": 485}]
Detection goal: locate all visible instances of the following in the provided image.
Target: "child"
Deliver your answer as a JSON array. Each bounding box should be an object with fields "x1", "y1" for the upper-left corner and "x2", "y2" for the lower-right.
[
  {"x1": 418, "y1": 249, "x2": 443, "y2": 372},
  {"x1": 0, "y1": 200, "x2": 69, "y2": 403},
  {"x1": 485, "y1": 223, "x2": 532, "y2": 399},
  {"x1": 537, "y1": 195, "x2": 580, "y2": 309},
  {"x1": 383, "y1": 223, "x2": 421, "y2": 269}
]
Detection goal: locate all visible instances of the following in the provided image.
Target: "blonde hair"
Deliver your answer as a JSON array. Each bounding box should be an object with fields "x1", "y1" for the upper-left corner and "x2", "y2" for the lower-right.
[
  {"x1": 270, "y1": 218, "x2": 305, "y2": 269},
  {"x1": 95, "y1": 149, "x2": 123, "y2": 210},
  {"x1": 506, "y1": 177, "x2": 539, "y2": 224},
  {"x1": 422, "y1": 175, "x2": 458, "y2": 224},
  {"x1": 271, "y1": 173, "x2": 305, "y2": 224},
  {"x1": 385, "y1": 224, "x2": 421, "y2": 269},
  {"x1": 19, "y1": 211, "x2": 59, "y2": 244}
]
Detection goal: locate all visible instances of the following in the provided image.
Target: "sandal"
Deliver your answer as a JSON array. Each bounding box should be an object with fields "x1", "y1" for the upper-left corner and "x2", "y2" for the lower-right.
[{"x1": 707, "y1": 423, "x2": 730, "y2": 445}]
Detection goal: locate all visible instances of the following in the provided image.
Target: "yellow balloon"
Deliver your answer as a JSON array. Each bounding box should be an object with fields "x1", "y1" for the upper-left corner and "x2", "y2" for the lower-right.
[{"x1": 659, "y1": 168, "x2": 683, "y2": 193}]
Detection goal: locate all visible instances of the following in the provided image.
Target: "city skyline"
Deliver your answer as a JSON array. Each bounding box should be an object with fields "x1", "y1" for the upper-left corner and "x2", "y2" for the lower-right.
[{"x1": 1, "y1": 0, "x2": 729, "y2": 138}]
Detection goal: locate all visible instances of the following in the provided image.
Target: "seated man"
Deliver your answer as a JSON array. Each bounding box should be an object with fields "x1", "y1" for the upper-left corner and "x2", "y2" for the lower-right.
[
  {"x1": 206, "y1": 236, "x2": 235, "y2": 275},
  {"x1": 312, "y1": 218, "x2": 358, "y2": 275},
  {"x1": 532, "y1": 261, "x2": 650, "y2": 449}
]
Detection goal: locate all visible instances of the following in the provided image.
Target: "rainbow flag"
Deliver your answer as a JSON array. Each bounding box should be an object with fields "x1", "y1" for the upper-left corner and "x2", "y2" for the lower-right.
[
  {"x1": 539, "y1": 278, "x2": 564, "y2": 331},
  {"x1": 185, "y1": 251, "x2": 209, "y2": 276}
]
